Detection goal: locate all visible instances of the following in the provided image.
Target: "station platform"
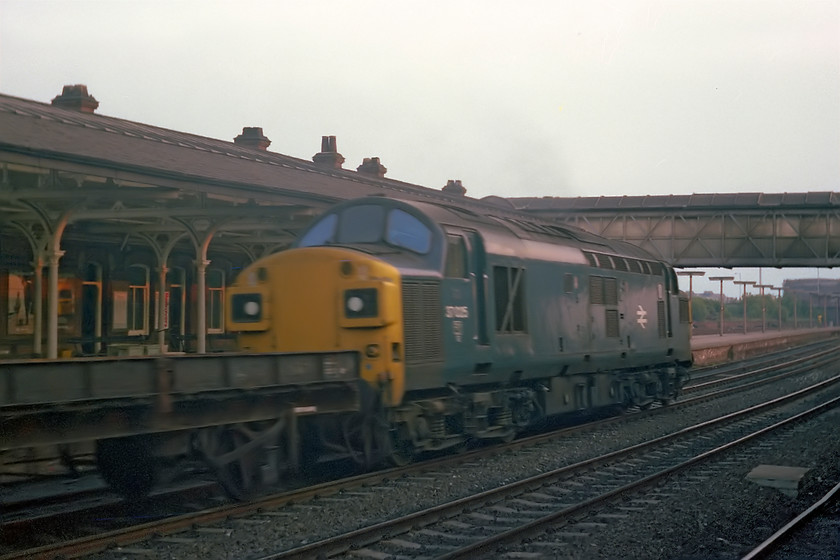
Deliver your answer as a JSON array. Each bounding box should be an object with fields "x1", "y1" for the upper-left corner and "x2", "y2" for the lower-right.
[{"x1": 691, "y1": 327, "x2": 840, "y2": 367}]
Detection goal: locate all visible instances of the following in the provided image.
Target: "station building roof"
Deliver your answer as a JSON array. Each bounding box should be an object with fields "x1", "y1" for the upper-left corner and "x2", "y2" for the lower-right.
[{"x1": 0, "y1": 85, "x2": 523, "y2": 260}]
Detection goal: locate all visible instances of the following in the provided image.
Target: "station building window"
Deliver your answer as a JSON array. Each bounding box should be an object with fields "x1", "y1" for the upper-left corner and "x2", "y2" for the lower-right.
[
  {"x1": 127, "y1": 264, "x2": 149, "y2": 336},
  {"x1": 160, "y1": 267, "x2": 186, "y2": 347},
  {"x1": 5, "y1": 271, "x2": 34, "y2": 336}
]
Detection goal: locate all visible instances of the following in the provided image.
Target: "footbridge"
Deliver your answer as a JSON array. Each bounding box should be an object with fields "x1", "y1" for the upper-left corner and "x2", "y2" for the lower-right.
[{"x1": 510, "y1": 193, "x2": 840, "y2": 268}]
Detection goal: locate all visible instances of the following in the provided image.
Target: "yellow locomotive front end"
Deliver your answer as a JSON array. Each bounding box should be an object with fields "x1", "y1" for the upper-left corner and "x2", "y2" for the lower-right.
[{"x1": 226, "y1": 246, "x2": 406, "y2": 405}]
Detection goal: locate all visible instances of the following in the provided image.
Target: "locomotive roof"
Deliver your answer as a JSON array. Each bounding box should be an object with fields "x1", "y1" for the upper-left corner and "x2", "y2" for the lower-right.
[{"x1": 393, "y1": 196, "x2": 664, "y2": 264}]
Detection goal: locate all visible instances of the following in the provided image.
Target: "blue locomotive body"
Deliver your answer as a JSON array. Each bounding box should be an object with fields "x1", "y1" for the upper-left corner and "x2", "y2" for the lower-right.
[{"x1": 228, "y1": 196, "x2": 692, "y2": 457}]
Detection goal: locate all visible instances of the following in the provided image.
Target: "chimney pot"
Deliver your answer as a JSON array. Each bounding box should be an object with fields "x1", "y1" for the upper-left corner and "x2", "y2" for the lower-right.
[
  {"x1": 313, "y1": 136, "x2": 345, "y2": 169},
  {"x1": 234, "y1": 127, "x2": 271, "y2": 150},
  {"x1": 443, "y1": 179, "x2": 467, "y2": 196},
  {"x1": 51, "y1": 84, "x2": 99, "y2": 113},
  {"x1": 357, "y1": 157, "x2": 387, "y2": 178}
]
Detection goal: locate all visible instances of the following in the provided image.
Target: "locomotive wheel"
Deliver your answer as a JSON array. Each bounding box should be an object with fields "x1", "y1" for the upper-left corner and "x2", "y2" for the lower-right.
[
  {"x1": 385, "y1": 430, "x2": 415, "y2": 467},
  {"x1": 498, "y1": 428, "x2": 517, "y2": 443},
  {"x1": 340, "y1": 409, "x2": 416, "y2": 468},
  {"x1": 95, "y1": 436, "x2": 158, "y2": 500}
]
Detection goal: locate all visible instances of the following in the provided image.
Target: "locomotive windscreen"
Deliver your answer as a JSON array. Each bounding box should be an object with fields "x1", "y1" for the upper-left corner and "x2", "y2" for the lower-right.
[{"x1": 298, "y1": 202, "x2": 433, "y2": 254}]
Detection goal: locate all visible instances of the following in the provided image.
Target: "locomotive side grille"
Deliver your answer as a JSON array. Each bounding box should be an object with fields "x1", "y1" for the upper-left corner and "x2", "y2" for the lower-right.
[
  {"x1": 402, "y1": 280, "x2": 443, "y2": 364},
  {"x1": 589, "y1": 276, "x2": 604, "y2": 304},
  {"x1": 657, "y1": 300, "x2": 667, "y2": 338},
  {"x1": 605, "y1": 309, "x2": 620, "y2": 338},
  {"x1": 604, "y1": 277, "x2": 618, "y2": 305},
  {"x1": 589, "y1": 275, "x2": 618, "y2": 306}
]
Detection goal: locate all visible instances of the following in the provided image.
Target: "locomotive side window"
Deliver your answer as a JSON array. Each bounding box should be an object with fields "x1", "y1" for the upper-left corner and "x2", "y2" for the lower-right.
[
  {"x1": 386, "y1": 209, "x2": 432, "y2": 254},
  {"x1": 563, "y1": 273, "x2": 577, "y2": 293},
  {"x1": 668, "y1": 268, "x2": 680, "y2": 294},
  {"x1": 444, "y1": 235, "x2": 467, "y2": 278},
  {"x1": 339, "y1": 204, "x2": 384, "y2": 243},
  {"x1": 493, "y1": 266, "x2": 527, "y2": 333},
  {"x1": 299, "y1": 213, "x2": 337, "y2": 246}
]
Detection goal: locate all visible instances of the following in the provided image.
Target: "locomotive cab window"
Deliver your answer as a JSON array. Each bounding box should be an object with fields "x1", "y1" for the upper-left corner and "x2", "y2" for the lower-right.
[
  {"x1": 339, "y1": 204, "x2": 385, "y2": 244},
  {"x1": 299, "y1": 213, "x2": 337, "y2": 247},
  {"x1": 386, "y1": 209, "x2": 432, "y2": 254},
  {"x1": 299, "y1": 204, "x2": 432, "y2": 255}
]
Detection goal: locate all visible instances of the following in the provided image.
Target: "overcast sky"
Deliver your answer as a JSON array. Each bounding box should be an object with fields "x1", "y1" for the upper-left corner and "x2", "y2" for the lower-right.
[{"x1": 1, "y1": 0, "x2": 839, "y2": 297}]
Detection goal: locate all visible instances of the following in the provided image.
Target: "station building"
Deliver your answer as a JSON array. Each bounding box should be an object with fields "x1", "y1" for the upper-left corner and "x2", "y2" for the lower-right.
[{"x1": 0, "y1": 85, "x2": 475, "y2": 359}]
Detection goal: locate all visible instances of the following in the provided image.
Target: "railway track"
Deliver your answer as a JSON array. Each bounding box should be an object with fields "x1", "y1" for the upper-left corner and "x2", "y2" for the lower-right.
[
  {"x1": 687, "y1": 339, "x2": 837, "y2": 384},
  {"x1": 3, "y1": 342, "x2": 839, "y2": 559},
  {"x1": 260, "y1": 377, "x2": 840, "y2": 559},
  {"x1": 684, "y1": 339, "x2": 838, "y2": 389},
  {"x1": 742, "y1": 478, "x2": 840, "y2": 560}
]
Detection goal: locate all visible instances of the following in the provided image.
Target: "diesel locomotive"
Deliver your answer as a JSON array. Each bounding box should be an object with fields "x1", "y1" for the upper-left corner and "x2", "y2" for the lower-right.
[{"x1": 226, "y1": 195, "x2": 692, "y2": 472}]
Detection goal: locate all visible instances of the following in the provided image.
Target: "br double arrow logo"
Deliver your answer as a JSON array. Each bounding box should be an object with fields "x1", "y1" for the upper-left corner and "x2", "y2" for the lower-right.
[{"x1": 636, "y1": 305, "x2": 648, "y2": 329}]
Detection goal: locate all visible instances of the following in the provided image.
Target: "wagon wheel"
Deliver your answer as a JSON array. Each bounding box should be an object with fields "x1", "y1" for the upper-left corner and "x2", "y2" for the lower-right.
[
  {"x1": 96, "y1": 436, "x2": 158, "y2": 500},
  {"x1": 341, "y1": 412, "x2": 378, "y2": 467},
  {"x1": 197, "y1": 426, "x2": 262, "y2": 500}
]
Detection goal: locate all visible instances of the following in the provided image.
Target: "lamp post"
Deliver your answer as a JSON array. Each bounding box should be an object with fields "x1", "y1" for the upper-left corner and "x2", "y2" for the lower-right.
[
  {"x1": 756, "y1": 284, "x2": 771, "y2": 333},
  {"x1": 677, "y1": 270, "x2": 705, "y2": 327},
  {"x1": 733, "y1": 280, "x2": 755, "y2": 334},
  {"x1": 835, "y1": 295, "x2": 840, "y2": 328},
  {"x1": 772, "y1": 286, "x2": 783, "y2": 330},
  {"x1": 709, "y1": 276, "x2": 734, "y2": 336},
  {"x1": 822, "y1": 295, "x2": 828, "y2": 327}
]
